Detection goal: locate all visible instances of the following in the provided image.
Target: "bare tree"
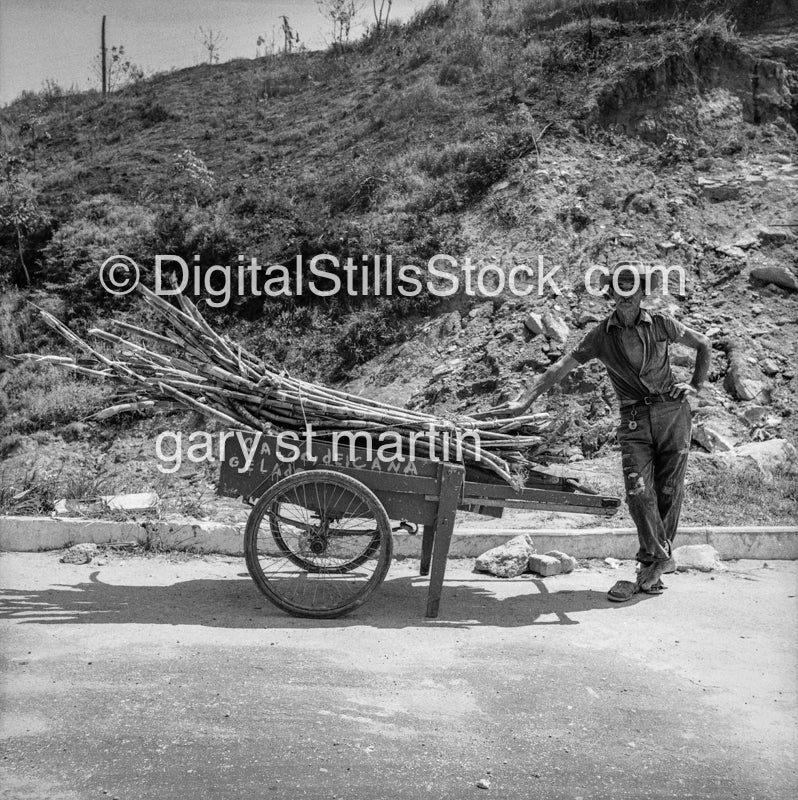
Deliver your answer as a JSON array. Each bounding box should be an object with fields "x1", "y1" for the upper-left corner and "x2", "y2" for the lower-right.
[
  {"x1": 372, "y1": 0, "x2": 392, "y2": 36},
  {"x1": 316, "y1": 1, "x2": 362, "y2": 48},
  {"x1": 198, "y1": 27, "x2": 227, "y2": 65},
  {"x1": 280, "y1": 16, "x2": 300, "y2": 53}
]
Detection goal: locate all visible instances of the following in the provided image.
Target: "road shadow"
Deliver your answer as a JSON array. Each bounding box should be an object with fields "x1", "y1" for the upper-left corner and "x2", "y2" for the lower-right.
[{"x1": 0, "y1": 569, "x2": 653, "y2": 630}]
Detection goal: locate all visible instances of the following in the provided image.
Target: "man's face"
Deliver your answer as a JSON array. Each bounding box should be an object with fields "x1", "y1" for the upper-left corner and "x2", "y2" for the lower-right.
[{"x1": 610, "y1": 279, "x2": 644, "y2": 314}]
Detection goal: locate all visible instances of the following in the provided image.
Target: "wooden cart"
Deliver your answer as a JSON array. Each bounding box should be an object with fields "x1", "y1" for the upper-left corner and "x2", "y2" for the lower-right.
[{"x1": 218, "y1": 432, "x2": 620, "y2": 619}]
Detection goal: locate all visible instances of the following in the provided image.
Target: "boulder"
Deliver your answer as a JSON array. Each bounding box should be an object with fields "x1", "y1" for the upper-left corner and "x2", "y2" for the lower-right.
[
  {"x1": 756, "y1": 226, "x2": 797, "y2": 247},
  {"x1": 750, "y1": 266, "x2": 798, "y2": 292},
  {"x1": 691, "y1": 423, "x2": 735, "y2": 452},
  {"x1": 475, "y1": 534, "x2": 535, "y2": 579},
  {"x1": 673, "y1": 544, "x2": 725, "y2": 572},
  {"x1": 691, "y1": 406, "x2": 743, "y2": 451},
  {"x1": 733, "y1": 232, "x2": 759, "y2": 250},
  {"x1": 724, "y1": 348, "x2": 767, "y2": 401},
  {"x1": 528, "y1": 554, "x2": 562, "y2": 577},
  {"x1": 727, "y1": 439, "x2": 798, "y2": 476}
]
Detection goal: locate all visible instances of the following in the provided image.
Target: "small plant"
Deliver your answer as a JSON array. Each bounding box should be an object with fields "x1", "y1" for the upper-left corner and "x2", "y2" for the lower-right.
[
  {"x1": 0, "y1": 158, "x2": 49, "y2": 286},
  {"x1": 92, "y1": 43, "x2": 144, "y2": 92},
  {"x1": 659, "y1": 132, "x2": 692, "y2": 165},
  {"x1": 171, "y1": 149, "x2": 216, "y2": 204}
]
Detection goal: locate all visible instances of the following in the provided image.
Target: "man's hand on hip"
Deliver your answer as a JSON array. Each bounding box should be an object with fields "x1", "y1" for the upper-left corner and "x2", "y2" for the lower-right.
[{"x1": 668, "y1": 382, "x2": 698, "y2": 400}]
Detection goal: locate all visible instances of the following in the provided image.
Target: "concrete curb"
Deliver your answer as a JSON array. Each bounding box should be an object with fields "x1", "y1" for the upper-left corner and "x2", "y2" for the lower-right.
[{"x1": 1, "y1": 516, "x2": 796, "y2": 560}]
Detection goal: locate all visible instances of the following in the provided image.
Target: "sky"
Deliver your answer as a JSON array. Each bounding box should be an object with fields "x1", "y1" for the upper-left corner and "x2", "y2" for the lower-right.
[{"x1": 0, "y1": 0, "x2": 430, "y2": 105}]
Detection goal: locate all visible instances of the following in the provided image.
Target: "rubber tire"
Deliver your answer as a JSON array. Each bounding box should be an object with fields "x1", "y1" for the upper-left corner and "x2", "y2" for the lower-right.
[{"x1": 244, "y1": 470, "x2": 393, "y2": 618}]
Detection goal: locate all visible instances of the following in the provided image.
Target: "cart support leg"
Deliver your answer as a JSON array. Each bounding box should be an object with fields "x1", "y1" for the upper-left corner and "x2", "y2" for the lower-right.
[
  {"x1": 426, "y1": 463, "x2": 465, "y2": 619},
  {"x1": 420, "y1": 525, "x2": 434, "y2": 576}
]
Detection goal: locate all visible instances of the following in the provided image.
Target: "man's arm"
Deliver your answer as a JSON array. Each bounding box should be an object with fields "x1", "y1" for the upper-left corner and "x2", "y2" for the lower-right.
[
  {"x1": 472, "y1": 354, "x2": 580, "y2": 418},
  {"x1": 668, "y1": 326, "x2": 711, "y2": 399},
  {"x1": 517, "y1": 354, "x2": 581, "y2": 409}
]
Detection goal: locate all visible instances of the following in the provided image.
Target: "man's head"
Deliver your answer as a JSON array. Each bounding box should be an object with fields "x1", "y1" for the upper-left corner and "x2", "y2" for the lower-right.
[{"x1": 601, "y1": 263, "x2": 650, "y2": 318}]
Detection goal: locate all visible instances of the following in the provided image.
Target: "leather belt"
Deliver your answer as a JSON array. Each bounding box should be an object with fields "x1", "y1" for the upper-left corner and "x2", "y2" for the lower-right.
[{"x1": 622, "y1": 394, "x2": 673, "y2": 411}]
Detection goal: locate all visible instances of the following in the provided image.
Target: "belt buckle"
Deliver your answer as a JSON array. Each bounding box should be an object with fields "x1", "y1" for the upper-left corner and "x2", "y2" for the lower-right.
[{"x1": 643, "y1": 395, "x2": 654, "y2": 405}]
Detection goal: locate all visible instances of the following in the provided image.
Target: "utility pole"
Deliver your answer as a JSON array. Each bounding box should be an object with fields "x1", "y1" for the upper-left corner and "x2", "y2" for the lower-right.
[{"x1": 101, "y1": 15, "x2": 107, "y2": 94}]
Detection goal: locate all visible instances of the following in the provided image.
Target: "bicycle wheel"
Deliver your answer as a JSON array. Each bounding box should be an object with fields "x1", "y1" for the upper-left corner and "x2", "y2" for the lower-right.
[
  {"x1": 244, "y1": 470, "x2": 393, "y2": 618},
  {"x1": 269, "y1": 501, "x2": 381, "y2": 573}
]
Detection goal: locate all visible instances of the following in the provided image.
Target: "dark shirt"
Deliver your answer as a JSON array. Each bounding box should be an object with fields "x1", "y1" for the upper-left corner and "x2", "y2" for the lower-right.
[{"x1": 569, "y1": 309, "x2": 686, "y2": 406}]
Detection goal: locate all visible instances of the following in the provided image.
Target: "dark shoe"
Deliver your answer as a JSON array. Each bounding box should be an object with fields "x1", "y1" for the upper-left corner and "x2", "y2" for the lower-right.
[{"x1": 607, "y1": 580, "x2": 638, "y2": 602}]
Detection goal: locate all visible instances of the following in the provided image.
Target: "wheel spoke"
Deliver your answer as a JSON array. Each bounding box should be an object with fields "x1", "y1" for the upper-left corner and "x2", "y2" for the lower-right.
[{"x1": 244, "y1": 471, "x2": 392, "y2": 617}]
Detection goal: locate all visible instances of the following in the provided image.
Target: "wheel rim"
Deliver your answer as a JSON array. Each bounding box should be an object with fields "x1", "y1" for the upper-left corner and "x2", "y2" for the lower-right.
[{"x1": 247, "y1": 472, "x2": 390, "y2": 617}]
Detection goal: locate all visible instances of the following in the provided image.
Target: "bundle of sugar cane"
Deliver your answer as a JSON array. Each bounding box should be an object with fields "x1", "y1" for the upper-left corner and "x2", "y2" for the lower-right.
[{"x1": 20, "y1": 286, "x2": 556, "y2": 486}]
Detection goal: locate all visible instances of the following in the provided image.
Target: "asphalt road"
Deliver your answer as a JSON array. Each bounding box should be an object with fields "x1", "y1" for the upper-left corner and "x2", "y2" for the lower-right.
[{"x1": 1, "y1": 553, "x2": 796, "y2": 800}]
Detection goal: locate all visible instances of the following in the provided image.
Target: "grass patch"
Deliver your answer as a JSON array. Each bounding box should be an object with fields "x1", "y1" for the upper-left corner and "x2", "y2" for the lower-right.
[
  {"x1": 684, "y1": 460, "x2": 798, "y2": 526},
  {"x1": 0, "y1": 361, "x2": 115, "y2": 436}
]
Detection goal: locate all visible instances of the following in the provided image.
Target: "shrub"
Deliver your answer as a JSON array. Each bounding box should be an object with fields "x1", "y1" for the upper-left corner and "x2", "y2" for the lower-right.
[
  {"x1": 437, "y1": 62, "x2": 468, "y2": 86},
  {"x1": 136, "y1": 97, "x2": 175, "y2": 126}
]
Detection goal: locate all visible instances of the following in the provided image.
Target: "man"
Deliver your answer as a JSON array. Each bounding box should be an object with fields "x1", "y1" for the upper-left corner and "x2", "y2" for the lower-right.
[{"x1": 494, "y1": 263, "x2": 711, "y2": 601}]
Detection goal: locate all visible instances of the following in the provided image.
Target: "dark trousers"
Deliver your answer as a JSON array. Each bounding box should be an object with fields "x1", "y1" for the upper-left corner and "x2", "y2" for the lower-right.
[{"x1": 617, "y1": 399, "x2": 692, "y2": 565}]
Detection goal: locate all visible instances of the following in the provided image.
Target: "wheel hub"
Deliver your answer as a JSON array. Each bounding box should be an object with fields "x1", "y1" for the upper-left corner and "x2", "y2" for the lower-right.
[{"x1": 309, "y1": 535, "x2": 327, "y2": 555}]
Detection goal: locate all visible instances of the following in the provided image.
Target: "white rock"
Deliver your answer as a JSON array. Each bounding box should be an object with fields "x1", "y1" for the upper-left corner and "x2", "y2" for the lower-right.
[
  {"x1": 542, "y1": 311, "x2": 569, "y2": 344},
  {"x1": 475, "y1": 534, "x2": 535, "y2": 579},
  {"x1": 101, "y1": 492, "x2": 159, "y2": 512},
  {"x1": 524, "y1": 312, "x2": 544, "y2": 336},
  {"x1": 673, "y1": 544, "x2": 725, "y2": 572},
  {"x1": 544, "y1": 550, "x2": 577, "y2": 574},
  {"x1": 528, "y1": 554, "x2": 562, "y2": 577}
]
